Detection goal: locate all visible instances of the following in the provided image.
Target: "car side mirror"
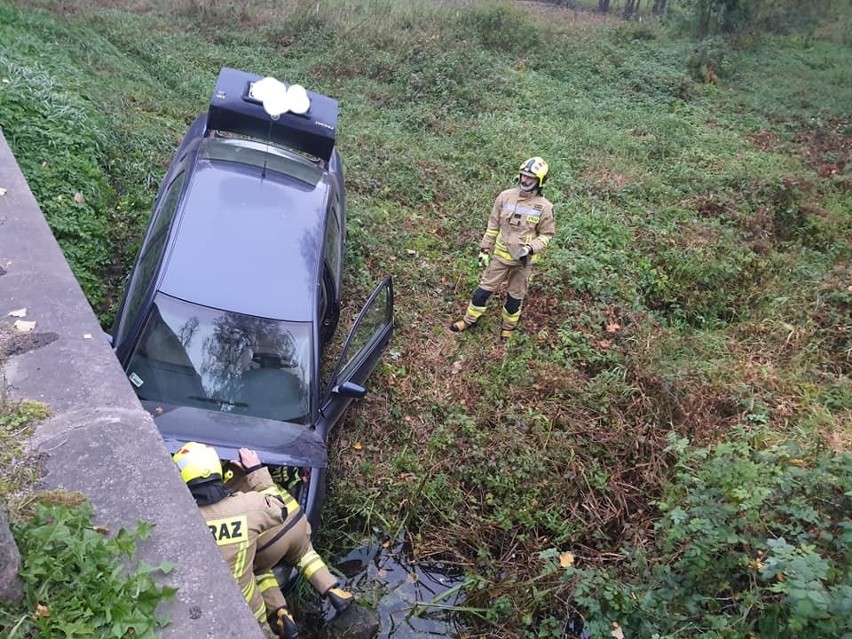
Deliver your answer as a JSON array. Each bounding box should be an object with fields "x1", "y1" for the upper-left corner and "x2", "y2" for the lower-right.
[
  {"x1": 104, "y1": 331, "x2": 114, "y2": 347},
  {"x1": 332, "y1": 381, "x2": 366, "y2": 399}
]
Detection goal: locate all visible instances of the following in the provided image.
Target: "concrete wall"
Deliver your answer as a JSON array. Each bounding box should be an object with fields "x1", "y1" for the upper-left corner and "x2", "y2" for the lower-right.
[{"x1": 0, "y1": 131, "x2": 263, "y2": 639}]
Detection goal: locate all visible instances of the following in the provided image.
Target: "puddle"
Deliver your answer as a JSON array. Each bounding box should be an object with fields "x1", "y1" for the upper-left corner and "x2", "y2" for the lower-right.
[
  {"x1": 299, "y1": 534, "x2": 467, "y2": 639},
  {"x1": 297, "y1": 535, "x2": 592, "y2": 639},
  {"x1": 337, "y1": 537, "x2": 466, "y2": 638}
]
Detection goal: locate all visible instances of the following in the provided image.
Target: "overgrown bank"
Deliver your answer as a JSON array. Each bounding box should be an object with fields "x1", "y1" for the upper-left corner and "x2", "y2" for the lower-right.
[
  {"x1": 0, "y1": 372, "x2": 176, "y2": 638},
  {"x1": 1, "y1": 0, "x2": 849, "y2": 636}
]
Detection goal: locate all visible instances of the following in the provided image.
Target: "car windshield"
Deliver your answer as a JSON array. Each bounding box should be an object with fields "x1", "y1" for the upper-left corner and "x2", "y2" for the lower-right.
[{"x1": 126, "y1": 293, "x2": 313, "y2": 424}]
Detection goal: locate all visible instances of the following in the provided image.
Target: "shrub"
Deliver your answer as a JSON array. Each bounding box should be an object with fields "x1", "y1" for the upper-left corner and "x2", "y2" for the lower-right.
[{"x1": 550, "y1": 433, "x2": 852, "y2": 638}]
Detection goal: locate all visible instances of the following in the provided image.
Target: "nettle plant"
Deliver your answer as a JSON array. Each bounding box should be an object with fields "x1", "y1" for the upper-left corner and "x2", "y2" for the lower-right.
[{"x1": 546, "y1": 431, "x2": 852, "y2": 639}]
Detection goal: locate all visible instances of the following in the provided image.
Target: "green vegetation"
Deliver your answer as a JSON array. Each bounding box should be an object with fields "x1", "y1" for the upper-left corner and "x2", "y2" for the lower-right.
[
  {"x1": 0, "y1": 381, "x2": 176, "y2": 639},
  {"x1": 0, "y1": 503, "x2": 176, "y2": 639},
  {"x1": 1, "y1": 0, "x2": 849, "y2": 637},
  {"x1": 0, "y1": 394, "x2": 49, "y2": 499},
  {"x1": 551, "y1": 433, "x2": 852, "y2": 638}
]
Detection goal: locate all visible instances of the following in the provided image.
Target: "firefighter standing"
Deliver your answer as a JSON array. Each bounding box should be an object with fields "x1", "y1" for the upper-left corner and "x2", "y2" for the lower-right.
[
  {"x1": 450, "y1": 157, "x2": 555, "y2": 339},
  {"x1": 173, "y1": 442, "x2": 353, "y2": 639}
]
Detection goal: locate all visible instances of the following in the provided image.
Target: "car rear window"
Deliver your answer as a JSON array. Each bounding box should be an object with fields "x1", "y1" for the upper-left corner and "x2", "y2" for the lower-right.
[{"x1": 201, "y1": 137, "x2": 324, "y2": 187}]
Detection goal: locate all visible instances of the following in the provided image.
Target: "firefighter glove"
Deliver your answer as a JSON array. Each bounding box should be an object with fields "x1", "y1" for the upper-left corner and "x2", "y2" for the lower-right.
[
  {"x1": 517, "y1": 245, "x2": 531, "y2": 267},
  {"x1": 268, "y1": 606, "x2": 300, "y2": 639},
  {"x1": 478, "y1": 251, "x2": 491, "y2": 269}
]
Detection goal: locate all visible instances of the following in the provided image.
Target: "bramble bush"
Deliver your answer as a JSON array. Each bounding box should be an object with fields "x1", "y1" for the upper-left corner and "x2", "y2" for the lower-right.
[{"x1": 543, "y1": 432, "x2": 852, "y2": 638}]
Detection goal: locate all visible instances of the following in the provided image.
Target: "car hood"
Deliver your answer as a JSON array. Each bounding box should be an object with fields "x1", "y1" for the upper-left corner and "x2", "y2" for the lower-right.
[{"x1": 145, "y1": 401, "x2": 327, "y2": 468}]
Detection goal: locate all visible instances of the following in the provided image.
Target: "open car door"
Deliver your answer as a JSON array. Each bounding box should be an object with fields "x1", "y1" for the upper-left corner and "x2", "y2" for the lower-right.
[{"x1": 321, "y1": 276, "x2": 393, "y2": 425}]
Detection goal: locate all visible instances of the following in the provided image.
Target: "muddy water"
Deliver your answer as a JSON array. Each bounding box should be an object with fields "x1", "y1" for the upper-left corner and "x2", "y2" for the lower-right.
[
  {"x1": 297, "y1": 536, "x2": 592, "y2": 638},
  {"x1": 295, "y1": 534, "x2": 467, "y2": 638},
  {"x1": 332, "y1": 536, "x2": 467, "y2": 638}
]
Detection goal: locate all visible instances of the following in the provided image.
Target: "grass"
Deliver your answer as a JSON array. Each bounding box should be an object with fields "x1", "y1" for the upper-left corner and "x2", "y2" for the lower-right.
[
  {"x1": 1, "y1": 0, "x2": 850, "y2": 636},
  {"x1": 0, "y1": 393, "x2": 49, "y2": 507}
]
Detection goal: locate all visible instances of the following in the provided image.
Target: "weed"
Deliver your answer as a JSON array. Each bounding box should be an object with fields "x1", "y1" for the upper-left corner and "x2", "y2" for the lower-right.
[
  {"x1": 553, "y1": 433, "x2": 852, "y2": 639},
  {"x1": 0, "y1": 390, "x2": 49, "y2": 507}
]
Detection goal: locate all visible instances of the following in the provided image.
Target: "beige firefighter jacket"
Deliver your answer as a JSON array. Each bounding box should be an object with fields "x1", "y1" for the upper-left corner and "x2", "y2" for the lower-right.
[
  {"x1": 480, "y1": 188, "x2": 555, "y2": 264},
  {"x1": 199, "y1": 468, "x2": 294, "y2": 621}
]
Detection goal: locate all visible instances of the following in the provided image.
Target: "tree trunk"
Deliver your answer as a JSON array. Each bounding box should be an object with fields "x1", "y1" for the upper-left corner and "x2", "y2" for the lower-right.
[
  {"x1": 652, "y1": 0, "x2": 667, "y2": 16},
  {"x1": 697, "y1": 0, "x2": 712, "y2": 37},
  {"x1": 598, "y1": 0, "x2": 611, "y2": 13}
]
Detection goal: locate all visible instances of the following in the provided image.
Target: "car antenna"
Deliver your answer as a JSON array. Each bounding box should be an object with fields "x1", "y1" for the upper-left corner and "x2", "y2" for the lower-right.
[
  {"x1": 249, "y1": 76, "x2": 312, "y2": 181},
  {"x1": 262, "y1": 117, "x2": 274, "y2": 181}
]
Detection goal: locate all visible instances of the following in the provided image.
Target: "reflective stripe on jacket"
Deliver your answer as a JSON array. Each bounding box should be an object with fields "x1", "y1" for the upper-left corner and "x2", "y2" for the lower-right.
[
  {"x1": 200, "y1": 468, "x2": 294, "y2": 619},
  {"x1": 480, "y1": 188, "x2": 555, "y2": 264}
]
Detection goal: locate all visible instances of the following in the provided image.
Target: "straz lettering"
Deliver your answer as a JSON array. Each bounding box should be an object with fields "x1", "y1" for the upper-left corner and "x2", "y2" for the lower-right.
[{"x1": 206, "y1": 515, "x2": 248, "y2": 545}]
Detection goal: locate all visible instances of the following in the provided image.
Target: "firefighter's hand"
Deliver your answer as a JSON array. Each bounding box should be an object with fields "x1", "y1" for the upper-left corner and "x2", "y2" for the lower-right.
[
  {"x1": 517, "y1": 245, "x2": 531, "y2": 267},
  {"x1": 478, "y1": 251, "x2": 491, "y2": 268},
  {"x1": 231, "y1": 447, "x2": 262, "y2": 472}
]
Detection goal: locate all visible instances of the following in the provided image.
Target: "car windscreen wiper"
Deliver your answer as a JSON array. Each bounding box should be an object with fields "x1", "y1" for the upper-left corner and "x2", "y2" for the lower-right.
[{"x1": 188, "y1": 396, "x2": 249, "y2": 408}]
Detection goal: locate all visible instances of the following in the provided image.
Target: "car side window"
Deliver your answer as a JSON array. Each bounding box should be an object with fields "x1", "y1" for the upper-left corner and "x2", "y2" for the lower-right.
[
  {"x1": 116, "y1": 172, "x2": 186, "y2": 345},
  {"x1": 325, "y1": 194, "x2": 341, "y2": 284},
  {"x1": 140, "y1": 171, "x2": 187, "y2": 256},
  {"x1": 337, "y1": 280, "x2": 391, "y2": 379}
]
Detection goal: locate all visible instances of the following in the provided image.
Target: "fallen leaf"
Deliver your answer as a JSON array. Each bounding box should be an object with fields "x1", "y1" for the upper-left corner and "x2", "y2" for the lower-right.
[
  {"x1": 606, "y1": 322, "x2": 621, "y2": 333},
  {"x1": 154, "y1": 406, "x2": 164, "y2": 415},
  {"x1": 41, "y1": 161, "x2": 48, "y2": 168},
  {"x1": 353, "y1": 441, "x2": 363, "y2": 451},
  {"x1": 611, "y1": 623, "x2": 624, "y2": 639},
  {"x1": 406, "y1": 249, "x2": 417, "y2": 256},
  {"x1": 559, "y1": 551, "x2": 575, "y2": 568},
  {"x1": 598, "y1": 339, "x2": 612, "y2": 349},
  {"x1": 35, "y1": 603, "x2": 50, "y2": 618},
  {"x1": 451, "y1": 360, "x2": 463, "y2": 375},
  {"x1": 73, "y1": 191, "x2": 85, "y2": 204},
  {"x1": 14, "y1": 320, "x2": 36, "y2": 333},
  {"x1": 8, "y1": 308, "x2": 26, "y2": 317},
  {"x1": 93, "y1": 525, "x2": 110, "y2": 535}
]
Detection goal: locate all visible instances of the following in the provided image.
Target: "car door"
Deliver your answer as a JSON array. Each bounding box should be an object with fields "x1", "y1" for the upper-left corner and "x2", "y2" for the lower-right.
[{"x1": 319, "y1": 276, "x2": 393, "y2": 430}]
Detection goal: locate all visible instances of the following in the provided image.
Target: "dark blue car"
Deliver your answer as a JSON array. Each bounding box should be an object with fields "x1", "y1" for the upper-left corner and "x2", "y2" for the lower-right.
[{"x1": 111, "y1": 68, "x2": 394, "y2": 533}]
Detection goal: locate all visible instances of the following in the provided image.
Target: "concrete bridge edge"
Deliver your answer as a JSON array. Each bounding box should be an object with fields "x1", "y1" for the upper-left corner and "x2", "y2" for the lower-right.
[{"x1": 0, "y1": 130, "x2": 263, "y2": 639}]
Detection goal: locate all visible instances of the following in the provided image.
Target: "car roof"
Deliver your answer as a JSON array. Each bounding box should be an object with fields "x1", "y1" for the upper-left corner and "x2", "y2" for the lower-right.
[{"x1": 159, "y1": 141, "x2": 332, "y2": 322}]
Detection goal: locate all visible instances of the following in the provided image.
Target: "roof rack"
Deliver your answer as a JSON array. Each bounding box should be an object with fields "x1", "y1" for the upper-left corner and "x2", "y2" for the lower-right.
[{"x1": 206, "y1": 67, "x2": 338, "y2": 163}]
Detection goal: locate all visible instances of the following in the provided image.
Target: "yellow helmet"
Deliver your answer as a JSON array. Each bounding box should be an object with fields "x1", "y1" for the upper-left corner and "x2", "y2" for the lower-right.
[
  {"x1": 518, "y1": 157, "x2": 549, "y2": 191},
  {"x1": 173, "y1": 442, "x2": 223, "y2": 485}
]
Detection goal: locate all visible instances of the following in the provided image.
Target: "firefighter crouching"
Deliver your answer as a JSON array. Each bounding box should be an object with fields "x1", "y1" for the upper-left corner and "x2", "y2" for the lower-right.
[
  {"x1": 173, "y1": 442, "x2": 352, "y2": 639},
  {"x1": 450, "y1": 156, "x2": 556, "y2": 339}
]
